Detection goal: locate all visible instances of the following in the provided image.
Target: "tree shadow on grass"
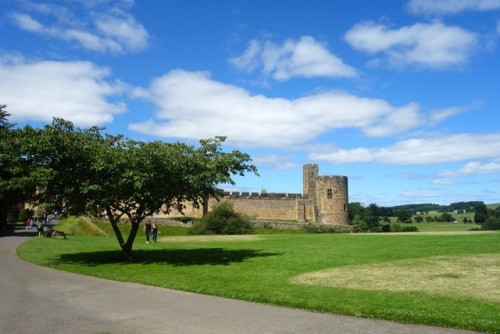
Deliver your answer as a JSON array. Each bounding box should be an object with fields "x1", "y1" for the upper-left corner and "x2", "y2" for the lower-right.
[{"x1": 53, "y1": 248, "x2": 282, "y2": 267}]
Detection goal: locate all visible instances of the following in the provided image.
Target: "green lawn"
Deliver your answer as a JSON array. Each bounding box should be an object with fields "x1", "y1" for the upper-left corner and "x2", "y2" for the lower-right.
[{"x1": 17, "y1": 229, "x2": 499, "y2": 333}]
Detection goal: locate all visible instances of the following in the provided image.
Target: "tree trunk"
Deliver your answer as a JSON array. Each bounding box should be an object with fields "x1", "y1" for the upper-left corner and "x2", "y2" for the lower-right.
[
  {"x1": 106, "y1": 207, "x2": 134, "y2": 261},
  {"x1": 123, "y1": 221, "x2": 140, "y2": 260},
  {"x1": 105, "y1": 207, "x2": 146, "y2": 261},
  {"x1": 202, "y1": 195, "x2": 209, "y2": 216}
]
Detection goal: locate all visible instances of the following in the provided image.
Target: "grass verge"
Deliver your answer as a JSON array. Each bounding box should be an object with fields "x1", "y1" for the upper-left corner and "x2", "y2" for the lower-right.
[{"x1": 17, "y1": 224, "x2": 499, "y2": 333}]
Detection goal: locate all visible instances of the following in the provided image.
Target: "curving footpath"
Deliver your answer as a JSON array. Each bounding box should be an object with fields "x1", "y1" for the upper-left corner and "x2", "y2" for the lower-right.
[{"x1": 0, "y1": 230, "x2": 480, "y2": 334}]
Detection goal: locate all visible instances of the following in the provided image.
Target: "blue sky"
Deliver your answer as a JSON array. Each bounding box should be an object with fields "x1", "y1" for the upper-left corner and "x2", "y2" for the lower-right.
[{"x1": 1, "y1": 0, "x2": 500, "y2": 206}]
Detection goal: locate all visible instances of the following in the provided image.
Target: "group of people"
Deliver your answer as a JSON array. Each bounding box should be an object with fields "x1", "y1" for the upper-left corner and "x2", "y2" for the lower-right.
[
  {"x1": 25, "y1": 216, "x2": 54, "y2": 238},
  {"x1": 25, "y1": 217, "x2": 46, "y2": 230},
  {"x1": 144, "y1": 221, "x2": 158, "y2": 243}
]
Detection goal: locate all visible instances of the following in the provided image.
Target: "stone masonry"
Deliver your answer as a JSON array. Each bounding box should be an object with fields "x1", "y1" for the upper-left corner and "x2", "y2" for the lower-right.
[{"x1": 157, "y1": 164, "x2": 349, "y2": 225}]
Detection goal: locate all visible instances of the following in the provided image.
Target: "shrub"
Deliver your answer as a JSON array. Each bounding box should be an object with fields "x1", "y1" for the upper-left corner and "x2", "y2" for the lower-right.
[
  {"x1": 302, "y1": 223, "x2": 341, "y2": 234},
  {"x1": 188, "y1": 202, "x2": 253, "y2": 235},
  {"x1": 352, "y1": 214, "x2": 369, "y2": 232},
  {"x1": 390, "y1": 223, "x2": 401, "y2": 232},
  {"x1": 400, "y1": 226, "x2": 419, "y2": 232},
  {"x1": 381, "y1": 224, "x2": 391, "y2": 232},
  {"x1": 18, "y1": 208, "x2": 32, "y2": 222},
  {"x1": 481, "y1": 216, "x2": 500, "y2": 230},
  {"x1": 173, "y1": 216, "x2": 194, "y2": 224}
]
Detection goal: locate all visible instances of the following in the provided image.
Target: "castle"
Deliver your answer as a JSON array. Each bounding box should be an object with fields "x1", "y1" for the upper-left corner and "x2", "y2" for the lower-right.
[{"x1": 162, "y1": 164, "x2": 349, "y2": 225}]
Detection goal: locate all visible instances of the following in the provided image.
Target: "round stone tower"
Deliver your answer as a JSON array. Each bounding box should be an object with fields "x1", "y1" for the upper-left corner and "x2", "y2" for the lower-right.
[
  {"x1": 315, "y1": 175, "x2": 349, "y2": 225},
  {"x1": 303, "y1": 164, "x2": 349, "y2": 225}
]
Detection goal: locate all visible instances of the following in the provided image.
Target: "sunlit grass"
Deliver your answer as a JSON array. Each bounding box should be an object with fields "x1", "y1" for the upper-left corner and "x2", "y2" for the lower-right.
[{"x1": 292, "y1": 254, "x2": 500, "y2": 302}]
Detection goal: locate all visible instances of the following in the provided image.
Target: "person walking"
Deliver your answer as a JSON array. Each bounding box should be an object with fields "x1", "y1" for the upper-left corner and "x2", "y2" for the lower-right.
[
  {"x1": 37, "y1": 221, "x2": 44, "y2": 238},
  {"x1": 152, "y1": 223, "x2": 158, "y2": 243},
  {"x1": 144, "y1": 221, "x2": 152, "y2": 244}
]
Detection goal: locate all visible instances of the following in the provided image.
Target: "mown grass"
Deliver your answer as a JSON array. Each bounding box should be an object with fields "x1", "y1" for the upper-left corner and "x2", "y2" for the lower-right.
[{"x1": 17, "y1": 219, "x2": 499, "y2": 333}]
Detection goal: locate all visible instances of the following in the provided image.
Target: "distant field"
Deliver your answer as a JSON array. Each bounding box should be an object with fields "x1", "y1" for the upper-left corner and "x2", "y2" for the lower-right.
[
  {"x1": 388, "y1": 211, "x2": 478, "y2": 226},
  {"x1": 17, "y1": 222, "x2": 500, "y2": 333}
]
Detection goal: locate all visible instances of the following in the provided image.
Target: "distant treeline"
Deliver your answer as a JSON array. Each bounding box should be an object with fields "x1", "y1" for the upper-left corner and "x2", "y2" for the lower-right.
[{"x1": 387, "y1": 201, "x2": 483, "y2": 214}]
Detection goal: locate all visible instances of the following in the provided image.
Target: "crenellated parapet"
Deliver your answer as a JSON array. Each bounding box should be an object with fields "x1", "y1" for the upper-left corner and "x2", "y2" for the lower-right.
[
  {"x1": 221, "y1": 192, "x2": 303, "y2": 199},
  {"x1": 155, "y1": 164, "x2": 348, "y2": 225}
]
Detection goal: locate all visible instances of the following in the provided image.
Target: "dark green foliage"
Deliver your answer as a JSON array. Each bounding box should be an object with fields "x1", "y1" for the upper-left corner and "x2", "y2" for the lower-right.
[
  {"x1": 395, "y1": 209, "x2": 413, "y2": 223},
  {"x1": 473, "y1": 203, "x2": 488, "y2": 224},
  {"x1": 365, "y1": 203, "x2": 381, "y2": 228},
  {"x1": 348, "y1": 202, "x2": 365, "y2": 221},
  {"x1": 390, "y1": 223, "x2": 401, "y2": 232},
  {"x1": 6, "y1": 207, "x2": 20, "y2": 222},
  {"x1": 413, "y1": 215, "x2": 424, "y2": 223},
  {"x1": 438, "y1": 212, "x2": 455, "y2": 222},
  {"x1": 0, "y1": 105, "x2": 35, "y2": 225},
  {"x1": 18, "y1": 208, "x2": 33, "y2": 222},
  {"x1": 400, "y1": 226, "x2": 419, "y2": 232},
  {"x1": 481, "y1": 216, "x2": 500, "y2": 230},
  {"x1": 173, "y1": 216, "x2": 194, "y2": 224},
  {"x1": 381, "y1": 224, "x2": 391, "y2": 232},
  {"x1": 352, "y1": 214, "x2": 368, "y2": 232},
  {"x1": 302, "y1": 223, "x2": 342, "y2": 233},
  {"x1": 188, "y1": 202, "x2": 253, "y2": 235}
]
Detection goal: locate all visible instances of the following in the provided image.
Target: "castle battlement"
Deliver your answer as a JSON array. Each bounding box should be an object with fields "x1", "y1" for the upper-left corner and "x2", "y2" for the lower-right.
[
  {"x1": 222, "y1": 192, "x2": 303, "y2": 199},
  {"x1": 157, "y1": 164, "x2": 348, "y2": 225}
]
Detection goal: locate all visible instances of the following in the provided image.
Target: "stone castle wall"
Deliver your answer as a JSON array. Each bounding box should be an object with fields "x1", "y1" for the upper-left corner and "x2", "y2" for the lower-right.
[
  {"x1": 155, "y1": 192, "x2": 304, "y2": 221},
  {"x1": 155, "y1": 164, "x2": 349, "y2": 225}
]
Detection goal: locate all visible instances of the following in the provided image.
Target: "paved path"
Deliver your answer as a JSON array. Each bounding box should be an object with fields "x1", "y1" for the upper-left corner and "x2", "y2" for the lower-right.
[{"x1": 0, "y1": 230, "x2": 480, "y2": 334}]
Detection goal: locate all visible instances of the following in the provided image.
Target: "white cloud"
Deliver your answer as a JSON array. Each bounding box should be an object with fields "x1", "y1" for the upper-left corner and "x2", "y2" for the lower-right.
[
  {"x1": 0, "y1": 57, "x2": 126, "y2": 126},
  {"x1": 402, "y1": 191, "x2": 443, "y2": 199},
  {"x1": 345, "y1": 21, "x2": 477, "y2": 69},
  {"x1": 363, "y1": 103, "x2": 422, "y2": 136},
  {"x1": 309, "y1": 133, "x2": 500, "y2": 164},
  {"x1": 429, "y1": 106, "x2": 467, "y2": 124},
  {"x1": 129, "y1": 70, "x2": 422, "y2": 147},
  {"x1": 93, "y1": 12, "x2": 149, "y2": 52},
  {"x1": 433, "y1": 178, "x2": 457, "y2": 185},
  {"x1": 252, "y1": 155, "x2": 299, "y2": 170},
  {"x1": 439, "y1": 161, "x2": 500, "y2": 176},
  {"x1": 62, "y1": 29, "x2": 122, "y2": 53},
  {"x1": 9, "y1": 1, "x2": 148, "y2": 54},
  {"x1": 10, "y1": 12, "x2": 45, "y2": 32},
  {"x1": 408, "y1": 0, "x2": 500, "y2": 15},
  {"x1": 230, "y1": 36, "x2": 358, "y2": 80},
  {"x1": 428, "y1": 101, "x2": 482, "y2": 125}
]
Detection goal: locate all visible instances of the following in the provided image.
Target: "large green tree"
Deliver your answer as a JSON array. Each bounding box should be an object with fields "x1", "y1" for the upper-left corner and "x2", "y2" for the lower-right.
[
  {"x1": 396, "y1": 209, "x2": 413, "y2": 223},
  {"x1": 0, "y1": 105, "x2": 36, "y2": 225},
  {"x1": 473, "y1": 203, "x2": 488, "y2": 224},
  {"x1": 0, "y1": 105, "x2": 14, "y2": 224},
  {"x1": 20, "y1": 118, "x2": 258, "y2": 259}
]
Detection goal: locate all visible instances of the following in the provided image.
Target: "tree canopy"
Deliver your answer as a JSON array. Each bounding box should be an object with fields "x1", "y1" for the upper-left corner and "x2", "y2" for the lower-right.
[
  {"x1": 8, "y1": 116, "x2": 258, "y2": 259},
  {"x1": 0, "y1": 105, "x2": 36, "y2": 225}
]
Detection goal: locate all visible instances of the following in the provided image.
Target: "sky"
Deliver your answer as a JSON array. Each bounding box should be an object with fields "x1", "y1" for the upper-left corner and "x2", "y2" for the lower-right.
[{"x1": 1, "y1": 0, "x2": 500, "y2": 207}]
